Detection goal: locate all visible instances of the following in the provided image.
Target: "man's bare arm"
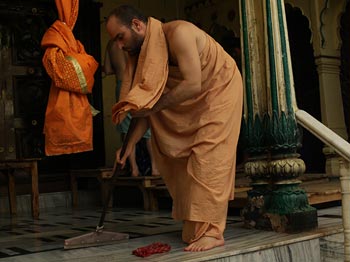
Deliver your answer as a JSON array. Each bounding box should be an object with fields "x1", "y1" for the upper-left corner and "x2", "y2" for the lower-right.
[
  {"x1": 116, "y1": 117, "x2": 149, "y2": 164},
  {"x1": 148, "y1": 23, "x2": 201, "y2": 112},
  {"x1": 153, "y1": 24, "x2": 203, "y2": 111},
  {"x1": 127, "y1": 117, "x2": 149, "y2": 146},
  {"x1": 131, "y1": 23, "x2": 204, "y2": 118}
]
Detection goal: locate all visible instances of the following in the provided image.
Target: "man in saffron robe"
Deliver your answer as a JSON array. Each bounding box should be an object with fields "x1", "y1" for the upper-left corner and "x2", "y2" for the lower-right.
[{"x1": 106, "y1": 5, "x2": 243, "y2": 251}]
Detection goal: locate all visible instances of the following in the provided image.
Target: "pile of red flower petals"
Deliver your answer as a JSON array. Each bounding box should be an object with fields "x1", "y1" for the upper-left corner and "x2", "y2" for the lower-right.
[{"x1": 132, "y1": 242, "x2": 171, "y2": 257}]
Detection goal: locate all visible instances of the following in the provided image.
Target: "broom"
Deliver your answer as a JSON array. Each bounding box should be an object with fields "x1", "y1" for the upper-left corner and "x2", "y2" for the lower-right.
[{"x1": 64, "y1": 118, "x2": 138, "y2": 249}]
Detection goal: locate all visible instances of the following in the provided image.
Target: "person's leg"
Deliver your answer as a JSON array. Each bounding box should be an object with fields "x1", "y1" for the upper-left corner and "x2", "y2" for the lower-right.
[
  {"x1": 128, "y1": 146, "x2": 139, "y2": 177},
  {"x1": 146, "y1": 138, "x2": 160, "y2": 176},
  {"x1": 119, "y1": 132, "x2": 139, "y2": 177},
  {"x1": 182, "y1": 220, "x2": 225, "y2": 252}
]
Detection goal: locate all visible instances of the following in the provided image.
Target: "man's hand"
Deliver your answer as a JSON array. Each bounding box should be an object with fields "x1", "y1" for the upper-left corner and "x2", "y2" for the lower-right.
[
  {"x1": 113, "y1": 143, "x2": 134, "y2": 171},
  {"x1": 113, "y1": 148, "x2": 125, "y2": 171}
]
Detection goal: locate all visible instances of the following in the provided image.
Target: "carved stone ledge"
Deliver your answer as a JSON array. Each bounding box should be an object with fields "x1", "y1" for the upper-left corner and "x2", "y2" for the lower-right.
[
  {"x1": 244, "y1": 160, "x2": 269, "y2": 180},
  {"x1": 269, "y1": 158, "x2": 306, "y2": 179}
]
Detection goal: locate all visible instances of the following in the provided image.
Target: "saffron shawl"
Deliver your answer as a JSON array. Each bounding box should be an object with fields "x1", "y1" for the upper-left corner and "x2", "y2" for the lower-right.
[{"x1": 112, "y1": 17, "x2": 168, "y2": 124}]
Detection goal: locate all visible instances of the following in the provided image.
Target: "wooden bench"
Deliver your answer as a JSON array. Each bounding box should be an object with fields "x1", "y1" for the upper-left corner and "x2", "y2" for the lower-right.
[
  {"x1": 70, "y1": 168, "x2": 109, "y2": 208},
  {"x1": 70, "y1": 168, "x2": 165, "y2": 211},
  {"x1": 0, "y1": 158, "x2": 40, "y2": 219},
  {"x1": 104, "y1": 173, "x2": 165, "y2": 211}
]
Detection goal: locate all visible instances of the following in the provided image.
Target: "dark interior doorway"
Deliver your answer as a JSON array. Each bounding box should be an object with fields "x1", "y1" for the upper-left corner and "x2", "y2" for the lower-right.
[{"x1": 285, "y1": 4, "x2": 325, "y2": 173}]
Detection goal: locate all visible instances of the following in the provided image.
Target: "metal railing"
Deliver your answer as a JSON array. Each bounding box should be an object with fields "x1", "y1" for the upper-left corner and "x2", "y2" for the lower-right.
[{"x1": 296, "y1": 109, "x2": 350, "y2": 262}]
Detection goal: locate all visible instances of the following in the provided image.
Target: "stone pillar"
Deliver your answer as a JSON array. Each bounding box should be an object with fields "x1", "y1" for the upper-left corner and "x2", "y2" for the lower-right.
[
  {"x1": 240, "y1": 0, "x2": 318, "y2": 232},
  {"x1": 316, "y1": 57, "x2": 347, "y2": 177},
  {"x1": 312, "y1": 1, "x2": 348, "y2": 177},
  {"x1": 239, "y1": 0, "x2": 272, "y2": 229}
]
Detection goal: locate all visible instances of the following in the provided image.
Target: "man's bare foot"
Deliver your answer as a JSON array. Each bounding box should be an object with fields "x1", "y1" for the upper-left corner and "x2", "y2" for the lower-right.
[
  {"x1": 131, "y1": 168, "x2": 139, "y2": 177},
  {"x1": 152, "y1": 169, "x2": 161, "y2": 176},
  {"x1": 184, "y1": 236, "x2": 224, "y2": 252}
]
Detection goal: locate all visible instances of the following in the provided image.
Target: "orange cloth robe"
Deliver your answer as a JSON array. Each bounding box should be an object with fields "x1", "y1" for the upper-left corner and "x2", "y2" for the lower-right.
[
  {"x1": 41, "y1": 0, "x2": 98, "y2": 156},
  {"x1": 112, "y1": 18, "x2": 243, "y2": 242}
]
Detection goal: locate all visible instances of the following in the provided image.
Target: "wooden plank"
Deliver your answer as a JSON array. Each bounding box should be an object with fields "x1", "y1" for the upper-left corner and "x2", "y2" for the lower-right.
[
  {"x1": 308, "y1": 192, "x2": 342, "y2": 205},
  {"x1": 302, "y1": 178, "x2": 341, "y2": 205},
  {"x1": 230, "y1": 178, "x2": 342, "y2": 207},
  {"x1": 235, "y1": 187, "x2": 251, "y2": 193},
  {"x1": 302, "y1": 183, "x2": 340, "y2": 193}
]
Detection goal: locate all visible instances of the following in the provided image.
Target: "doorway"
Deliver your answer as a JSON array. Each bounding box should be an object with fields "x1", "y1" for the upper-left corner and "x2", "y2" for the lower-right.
[{"x1": 285, "y1": 4, "x2": 325, "y2": 173}]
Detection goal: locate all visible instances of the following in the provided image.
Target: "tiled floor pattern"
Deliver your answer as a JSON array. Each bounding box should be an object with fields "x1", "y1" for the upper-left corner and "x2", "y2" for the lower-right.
[
  {"x1": 0, "y1": 206, "x2": 345, "y2": 262},
  {"x1": 0, "y1": 207, "x2": 241, "y2": 259}
]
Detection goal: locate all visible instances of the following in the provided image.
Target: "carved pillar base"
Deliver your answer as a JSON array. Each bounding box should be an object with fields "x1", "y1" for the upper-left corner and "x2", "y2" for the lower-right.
[
  {"x1": 241, "y1": 159, "x2": 272, "y2": 230},
  {"x1": 242, "y1": 157, "x2": 318, "y2": 232},
  {"x1": 266, "y1": 157, "x2": 318, "y2": 232},
  {"x1": 266, "y1": 209, "x2": 318, "y2": 233},
  {"x1": 266, "y1": 180, "x2": 318, "y2": 232},
  {"x1": 241, "y1": 182, "x2": 272, "y2": 230}
]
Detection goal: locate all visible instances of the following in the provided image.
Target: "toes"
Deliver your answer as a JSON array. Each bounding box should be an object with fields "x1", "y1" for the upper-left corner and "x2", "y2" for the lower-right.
[
  {"x1": 184, "y1": 237, "x2": 223, "y2": 252},
  {"x1": 184, "y1": 243, "x2": 194, "y2": 251}
]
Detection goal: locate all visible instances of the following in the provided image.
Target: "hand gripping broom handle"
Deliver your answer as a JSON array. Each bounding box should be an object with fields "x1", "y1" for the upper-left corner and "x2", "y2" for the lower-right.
[{"x1": 96, "y1": 118, "x2": 138, "y2": 231}]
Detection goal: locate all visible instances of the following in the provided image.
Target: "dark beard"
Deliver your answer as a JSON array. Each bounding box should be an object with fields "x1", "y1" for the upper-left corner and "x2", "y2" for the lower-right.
[
  {"x1": 128, "y1": 46, "x2": 141, "y2": 56},
  {"x1": 127, "y1": 30, "x2": 143, "y2": 56}
]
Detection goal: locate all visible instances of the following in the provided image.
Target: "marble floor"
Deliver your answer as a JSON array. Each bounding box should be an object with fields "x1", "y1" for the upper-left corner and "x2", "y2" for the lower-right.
[{"x1": 0, "y1": 205, "x2": 345, "y2": 262}]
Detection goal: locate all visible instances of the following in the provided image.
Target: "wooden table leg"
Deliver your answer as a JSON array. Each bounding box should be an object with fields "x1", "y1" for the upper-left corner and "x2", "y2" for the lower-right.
[
  {"x1": 70, "y1": 173, "x2": 78, "y2": 208},
  {"x1": 138, "y1": 186, "x2": 151, "y2": 211},
  {"x1": 7, "y1": 169, "x2": 17, "y2": 216},
  {"x1": 147, "y1": 189, "x2": 159, "y2": 211},
  {"x1": 30, "y1": 161, "x2": 39, "y2": 219}
]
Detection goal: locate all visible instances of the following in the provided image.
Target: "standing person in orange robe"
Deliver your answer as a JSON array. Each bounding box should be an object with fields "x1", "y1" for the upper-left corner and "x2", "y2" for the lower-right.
[
  {"x1": 106, "y1": 5, "x2": 243, "y2": 251},
  {"x1": 41, "y1": 0, "x2": 98, "y2": 156},
  {"x1": 103, "y1": 40, "x2": 160, "y2": 177}
]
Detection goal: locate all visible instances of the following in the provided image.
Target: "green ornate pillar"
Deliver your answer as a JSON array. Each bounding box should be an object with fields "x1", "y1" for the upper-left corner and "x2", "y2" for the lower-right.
[{"x1": 240, "y1": 0, "x2": 318, "y2": 232}]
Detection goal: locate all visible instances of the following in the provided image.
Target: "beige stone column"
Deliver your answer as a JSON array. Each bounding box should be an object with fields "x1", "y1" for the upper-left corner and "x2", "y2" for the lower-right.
[
  {"x1": 316, "y1": 57, "x2": 347, "y2": 138},
  {"x1": 312, "y1": 1, "x2": 348, "y2": 177},
  {"x1": 316, "y1": 57, "x2": 347, "y2": 177}
]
